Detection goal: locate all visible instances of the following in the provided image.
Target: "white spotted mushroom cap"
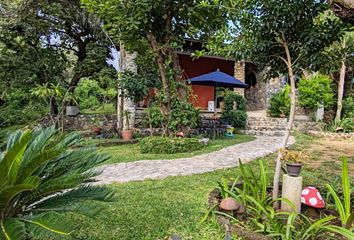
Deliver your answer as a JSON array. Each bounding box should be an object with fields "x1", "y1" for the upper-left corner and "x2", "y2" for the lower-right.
[{"x1": 301, "y1": 186, "x2": 325, "y2": 209}]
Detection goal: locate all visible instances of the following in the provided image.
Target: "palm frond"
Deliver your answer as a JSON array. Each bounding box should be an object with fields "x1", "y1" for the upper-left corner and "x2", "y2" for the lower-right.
[
  {"x1": 0, "y1": 219, "x2": 26, "y2": 240},
  {"x1": 22, "y1": 212, "x2": 72, "y2": 240}
]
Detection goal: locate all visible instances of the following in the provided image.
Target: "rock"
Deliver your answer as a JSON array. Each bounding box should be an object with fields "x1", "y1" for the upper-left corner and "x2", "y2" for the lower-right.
[
  {"x1": 169, "y1": 235, "x2": 182, "y2": 240},
  {"x1": 220, "y1": 197, "x2": 240, "y2": 211},
  {"x1": 199, "y1": 138, "x2": 209, "y2": 145}
]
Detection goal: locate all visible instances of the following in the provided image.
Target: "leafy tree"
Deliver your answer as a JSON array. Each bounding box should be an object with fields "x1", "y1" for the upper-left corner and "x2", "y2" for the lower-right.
[
  {"x1": 312, "y1": 30, "x2": 354, "y2": 121},
  {"x1": 82, "y1": 0, "x2": 227, "y2": 123},
  {"x1": 0, "y1": 127, "x2": 115, "y2": 239},
  {"x1": 206, "y1": 0, "x2": 344, "y2": 207},
  {"x1": 0, "y1": 0, "x2": 116, "y2": 127},
  {"x1": 31, "y1": 83, "x2": 64, "y2": 125}
]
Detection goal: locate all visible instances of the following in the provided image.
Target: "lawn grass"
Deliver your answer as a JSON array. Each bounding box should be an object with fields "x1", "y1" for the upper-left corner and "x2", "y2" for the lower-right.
[
  {"x1": 71, "y1": 133, "x2": 353, "y2": 240},
  {"x1": 97, "y1": 135, "x2": 255, "y2": 164},
  {"x1": 80, "y1": 103, "x2": 116, "y2": 115}
]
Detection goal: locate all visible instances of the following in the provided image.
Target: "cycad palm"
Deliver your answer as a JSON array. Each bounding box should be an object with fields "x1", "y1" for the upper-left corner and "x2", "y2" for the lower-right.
[{"x1": 0, "y1": 127, "x2": 114, "y2": 239}]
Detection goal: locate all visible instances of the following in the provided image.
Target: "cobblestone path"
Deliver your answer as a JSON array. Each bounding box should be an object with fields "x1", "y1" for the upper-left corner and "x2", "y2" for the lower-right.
[{"x1": 96, "y1": 136, "x2": 295, "y2": 184}]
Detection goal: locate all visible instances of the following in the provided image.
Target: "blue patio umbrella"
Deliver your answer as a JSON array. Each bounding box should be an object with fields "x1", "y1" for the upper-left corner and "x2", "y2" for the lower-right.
[
  {"x1": 187, "y1": 69, "x2": 248, "y2": 112},
  {"x1": 187, "y1": 69, "x2": 248, "y2": 88}
]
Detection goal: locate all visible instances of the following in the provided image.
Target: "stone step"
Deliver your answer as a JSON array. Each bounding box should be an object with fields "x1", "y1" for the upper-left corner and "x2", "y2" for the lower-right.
[
  {"x1": 240, "y1": 130, "x2": 287, "y2": 136},
  {"x1": 246, "y1": 126, "x2": 287, "y2": 131}
]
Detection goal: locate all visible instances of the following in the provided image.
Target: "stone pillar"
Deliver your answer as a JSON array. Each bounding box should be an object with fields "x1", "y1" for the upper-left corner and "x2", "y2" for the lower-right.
[
  {"x1": 118, "y1": 46, "x2": 137, "y2": 129},
  {"x1": 234, "y1": 61, "x2": 245, "y2": 97},
  {"x1": 281, "y1": 174, "x2": 303, "y2": 213}
]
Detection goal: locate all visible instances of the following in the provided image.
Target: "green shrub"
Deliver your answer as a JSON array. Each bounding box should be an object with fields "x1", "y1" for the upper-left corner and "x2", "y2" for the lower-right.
[
  {"x1": 143, "y1": 99, "x2": 200, "y2": 132},
  {"x1": 298, "y1": 74, "x2": 334, "y2": 111},
  {"x1": 139, "y1": 136, "x2": 203, "y2": 154},
  {"x1": 144, "y1": 105, "x2": 164, "y2": 128},
  {"x1": 268, "y1": 85, "x2": 291, "y2": 117},
  {"x1": 343, "y1": 95, "x2": 354, "y2": 118},
  {"x1": 169, "y1": 98, "x2": 200, "y2": 132},
  {"x1": 221, "y1": 90, "x2": 247, "y2": 129},
  {"x1": 221, "y1": 110, "x2": 248, "y2": 129},
  {"x1": 223, "y1": 90, "x2": 246, "y2": 111}
]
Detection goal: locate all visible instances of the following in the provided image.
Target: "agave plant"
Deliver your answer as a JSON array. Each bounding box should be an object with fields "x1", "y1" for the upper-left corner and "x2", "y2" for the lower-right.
[{"x1": 0, "y1": 127, "x2": 114, "y2": 239}]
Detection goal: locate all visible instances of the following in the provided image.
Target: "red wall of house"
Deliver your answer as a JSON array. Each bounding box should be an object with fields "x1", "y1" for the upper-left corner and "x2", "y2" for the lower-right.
[{"x1": 178, "y1": 54, "x2": 235, "y2": 109}]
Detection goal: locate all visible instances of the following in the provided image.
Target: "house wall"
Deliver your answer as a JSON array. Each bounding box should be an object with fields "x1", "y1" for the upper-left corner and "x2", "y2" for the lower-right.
[{"x1": 178, "y1": 54, "x2": 235, "y2": 109}]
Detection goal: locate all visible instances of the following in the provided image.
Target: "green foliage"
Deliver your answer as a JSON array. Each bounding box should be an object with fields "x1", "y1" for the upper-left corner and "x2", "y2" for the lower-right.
[
  {"x1": 168, "y1": 98, "x2": 201, "y2": 132},
  {"x1": 139, "y1": 137, "x2": 203, "y2": 154},
  {"x1": 75, "y1": 75, "x2": 117, "y2": 111},
  {"x1": 343, "y1": 95, "x2": 354, "y2": 118},
  {"x1": 144, "y1": 105, "x2": 165, "y2": 129},
  {"x1": 268, "y1": 85, "x2": 291, "y2": 117},
  {"x1": 0, "y1": 127, "x2": 115, "y2": 239},
  {"x1": 119, "y1": 71, "x2": 157, "y2": 104},
  {"x1": 326, "y1": 157, "x2": 353, "y2": 229},
  {"x1": 298, "y1": 74, "x2": 334, "y2": 111},
  {"x1": 221, "y1": 91, "x2": 247, "y2": 129},
  {"x1": 143, "y1": 99, "x2": 200, "y2": 132},
  {"x1": 212, "y1": 159, "x2": 354, "y2": 239},
  {"x1": 205, "y1": 1, "x2": 345, "y2": 78},
  {"x1": 223, "y1": 90, "x2": 246, "y2": 112}
]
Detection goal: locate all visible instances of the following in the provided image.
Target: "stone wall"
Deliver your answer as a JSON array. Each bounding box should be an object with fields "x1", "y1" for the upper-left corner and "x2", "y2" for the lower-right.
[
  {"x1": 41, "y1": 114, "x2": 117, "y2": 131},
  {"x1": 233, "y1": 61, "x2": 245, "y2": 96}
]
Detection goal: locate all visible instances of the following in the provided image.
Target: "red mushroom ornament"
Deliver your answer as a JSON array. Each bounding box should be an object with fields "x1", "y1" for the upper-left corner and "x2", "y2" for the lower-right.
[
  {"x1": 301, "y1": 186, "x2": 325, "y2": 209},
  {"x1": 176, "y1": 132, "x2": 184, "y2": 138}
]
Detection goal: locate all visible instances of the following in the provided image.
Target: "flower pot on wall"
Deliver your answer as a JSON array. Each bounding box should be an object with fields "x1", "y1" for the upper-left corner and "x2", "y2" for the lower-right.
[
  {"x1": 121, "y1": 130, "x2": 134, "y2": 140},
  {"x1": 286, "y1": 163, "x2": 303, "y2": 177},
  {"x1": 92, "y1": 126, "x2": 101, "y2": 135},
  {"x1": 66, "y1": 106, "x2": 80, "y2": 116}
]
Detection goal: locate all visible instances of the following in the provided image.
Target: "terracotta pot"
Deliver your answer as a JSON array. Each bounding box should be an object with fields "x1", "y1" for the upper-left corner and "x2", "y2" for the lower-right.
[
  {"x1": 286, "y1": 163, "x2": 303, "y2": 177},
  {"x1": 121, "y1": 130, "x2": 134, "y2": 140},
  {"x1": 92, "y1": 126, "x2": 101, "y2": 134}
]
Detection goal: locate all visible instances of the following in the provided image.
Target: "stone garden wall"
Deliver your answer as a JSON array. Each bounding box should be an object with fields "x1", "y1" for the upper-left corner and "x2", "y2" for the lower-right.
[{"x1": 41, "y1": 114, "x2": 117, "y2": 131}]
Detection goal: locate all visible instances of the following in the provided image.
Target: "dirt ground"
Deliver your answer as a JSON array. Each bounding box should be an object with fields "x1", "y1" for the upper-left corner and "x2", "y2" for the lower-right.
[{"x1": 303, "y1": 137, "x2": 354, "y2": 177}]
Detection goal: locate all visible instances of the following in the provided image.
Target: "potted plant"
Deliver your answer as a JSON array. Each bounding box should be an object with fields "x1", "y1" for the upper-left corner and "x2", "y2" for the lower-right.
[
  {"x1": 64, "y1": 92, "x2": 80, "y2": 116},
  {"x1": 281, "y1": 149, "x2": 307, "y2": 177},
  {"x1": 121, "y1": 110, "x2": 134, "y2": 140}
]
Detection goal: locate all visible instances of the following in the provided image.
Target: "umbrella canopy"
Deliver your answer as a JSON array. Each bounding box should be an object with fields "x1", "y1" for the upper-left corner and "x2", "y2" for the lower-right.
[{"x1": 187, "y1": 70, "x2": 248, "y2": 88}]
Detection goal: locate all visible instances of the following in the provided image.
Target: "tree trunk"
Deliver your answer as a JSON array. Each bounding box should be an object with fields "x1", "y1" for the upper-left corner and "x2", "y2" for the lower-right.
[
  {"x1": 272, "y1": 33, "x2": 297, "y2": 209},
  {"x1": 117, "y1": 43, "x2": 125, "y2": 130},
  {"x1": 335, "y1": 59, "x2": 347, "y2": 122},
  {"x1": 147, "y1": 33, "x2": 172, "y2": 129}
]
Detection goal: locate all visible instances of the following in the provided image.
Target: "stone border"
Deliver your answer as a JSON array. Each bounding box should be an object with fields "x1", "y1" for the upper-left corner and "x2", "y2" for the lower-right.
[{"x1": 307, "y1": 130, "x2": 354, "y2": 139}]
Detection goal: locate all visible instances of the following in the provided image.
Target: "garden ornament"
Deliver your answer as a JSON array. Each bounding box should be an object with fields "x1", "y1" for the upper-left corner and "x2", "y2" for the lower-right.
[
  {"x1": 220, "y1": 197, "x2": 240, "y2": 211},
  {"x1": 301, "y1": 186, "x2": 325, "y2": 208},
  {"x1": 176, "y1": 132, "x2": 184, "y2": 138}
]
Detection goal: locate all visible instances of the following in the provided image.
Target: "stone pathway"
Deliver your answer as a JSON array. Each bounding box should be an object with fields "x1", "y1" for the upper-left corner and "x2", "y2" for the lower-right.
[{"x1": 95, "y1": 136, "x2": 295, "y2": 184}]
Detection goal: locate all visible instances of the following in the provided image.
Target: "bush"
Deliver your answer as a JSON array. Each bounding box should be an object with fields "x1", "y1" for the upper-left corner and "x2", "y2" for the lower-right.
[
  {"x1": 139, "y1": 136, "x2": 204, "y2": 154},
  {"x1": 343, "y1": 95, "x2": 354, "y2": 118},
  {"x1": 143, "y1": 99, "x2": 200, "y2": 132},
  {"x1": 268, "y1": 85, "x2": 291, "y2": 117},
  {"x1": 221, "y1": 110, "x2": 248, "y2": 129},
  {"x1": 298, "y1": 74, "x2": 334, "y2": 111},
  {"x1": 221, "y1": 90, "x2": 247, "y2": 129},
  {"x1": 169, "y1": 98, "x2": 200, "y2": 132}
]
